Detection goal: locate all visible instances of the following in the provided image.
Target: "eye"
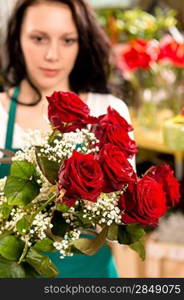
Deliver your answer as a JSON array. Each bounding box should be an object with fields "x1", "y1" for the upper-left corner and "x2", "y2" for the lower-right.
[
  {"x1": 63, "y1": 38, "x2": 78, "y2": 46},
  {"x1": 31, "y1": 35, "x2": 47, "y2": 44}
]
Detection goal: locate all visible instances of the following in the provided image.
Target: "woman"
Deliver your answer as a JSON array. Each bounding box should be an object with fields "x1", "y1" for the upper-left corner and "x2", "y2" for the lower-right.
[{"x1": 0, "y1": 0, "x2": 135, "y2": 277}]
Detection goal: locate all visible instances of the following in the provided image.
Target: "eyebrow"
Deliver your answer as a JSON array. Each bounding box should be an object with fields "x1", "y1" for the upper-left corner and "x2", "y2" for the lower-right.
[{"x1": 30, "y1": 30, "x2": 78, "y2": 35}]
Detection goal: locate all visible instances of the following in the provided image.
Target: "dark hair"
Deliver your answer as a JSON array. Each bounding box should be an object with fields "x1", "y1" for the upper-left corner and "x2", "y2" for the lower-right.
[{"x1": 3, "y1": 0, "x2": 111, "y2": 105}]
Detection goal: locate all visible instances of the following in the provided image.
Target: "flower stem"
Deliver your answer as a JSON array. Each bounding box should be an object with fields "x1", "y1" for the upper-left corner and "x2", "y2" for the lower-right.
[
  {"x1": 30, "y1": 193, "x2": 57, "y2": 223},
  {"x1": 18, "y1": 238, "x2": 29, "y2": 264},
  {"x1": 18, "y1": 193, "x2": 57, "y2": 264}
]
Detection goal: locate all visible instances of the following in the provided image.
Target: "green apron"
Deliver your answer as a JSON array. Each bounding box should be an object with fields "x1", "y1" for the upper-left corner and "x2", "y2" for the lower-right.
[{"x1": 0, "y1": 87, "x2": 118, "y2": 278}]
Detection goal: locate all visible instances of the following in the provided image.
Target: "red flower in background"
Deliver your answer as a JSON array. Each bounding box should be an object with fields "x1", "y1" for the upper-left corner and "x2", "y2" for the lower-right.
[
  {"x1": 118, "y1": 39, "x2": 159, "y2": 72},
  {"x1": 181, "y1": 107, "x2": 184, "y2": 116},
  {"x1": 146, "y1": 164, "x2": 180, "y2": 208},
  {"x1": 119, "y1": 175, "x2": 167, "y2": 226},
  {"x1": 158, "y1": 35, "x2": 184, "y2": 67},
  {"x1": 99, "y1": 143, "x2": 137, "y2": 193},
  {"x1": 57, "y1": 151, "x2": 104, "y2": 206},
  {"x1": 94, "y1": 107, "x2": 137, "y2": 158},
  {"x1": 47, "y1": 91, "x2": 97, "y2": 132}
]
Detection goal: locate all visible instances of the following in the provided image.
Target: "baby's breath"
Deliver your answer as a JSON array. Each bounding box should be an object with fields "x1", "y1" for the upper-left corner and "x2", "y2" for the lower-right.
[
  {"x1": 61, "y1": 188, "x2": 127, "y2": 230},
  {"x1": 53, "y1": 229, "x2": 80, "y2": 258},
  {"x1": 31, "y1": 211, "x2": 53, "y2": 240},
  {"x1": 35, "y1": 128, "x2": 99, "y2": 164}
]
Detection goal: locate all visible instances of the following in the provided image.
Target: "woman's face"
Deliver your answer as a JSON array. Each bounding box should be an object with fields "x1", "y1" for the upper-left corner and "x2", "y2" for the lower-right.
[{"x1": 20, "y1": 2, "x2": 79, "y2": 91}]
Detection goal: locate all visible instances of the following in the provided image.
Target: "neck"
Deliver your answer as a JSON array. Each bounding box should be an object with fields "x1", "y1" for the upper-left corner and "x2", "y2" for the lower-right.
[
  {"x1": 18, "y1": 80, "x2": 88, "y2": 104},
  {"x1": 19, "y1": 80, "x2": 71, "y2": 104}
]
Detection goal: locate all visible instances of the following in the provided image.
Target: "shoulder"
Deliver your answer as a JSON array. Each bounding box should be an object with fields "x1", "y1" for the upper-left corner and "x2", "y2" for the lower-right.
[
  {"x1": 0, "y1": 91, "x2": 10, "y2": 111},
  {"x1": 0, "y1": 91, "x2": 6, "y2": 100},
  {"x1": 106, "y1": 93, "x2": 129, "y2": 113},
  {"x1": 0, "y1": 92, "x2": 9, "y2": 131},
  {"x1": 0, "y1": 92, "x2": 8, "y2": 149},
  {"x1": 0, "y1": 92, "x2": 7, "y2": 110},
  {"x1": 88, "y1": 92, "x2": 131, "y2": 123}
]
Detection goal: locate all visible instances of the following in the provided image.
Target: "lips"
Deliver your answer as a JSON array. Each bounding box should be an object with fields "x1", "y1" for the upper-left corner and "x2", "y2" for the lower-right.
[{"x1": 40, "y1": 68, "x2": 60, "y2": 77}]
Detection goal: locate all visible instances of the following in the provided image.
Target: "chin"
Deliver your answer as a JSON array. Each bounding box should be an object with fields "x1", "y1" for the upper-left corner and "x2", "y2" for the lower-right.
[{"x1": 38, "y1": 80, "x2": 61, "y2": 91}]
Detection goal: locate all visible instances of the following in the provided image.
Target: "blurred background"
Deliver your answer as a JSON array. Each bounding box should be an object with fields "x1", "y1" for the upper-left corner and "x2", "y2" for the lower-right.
[{"x1": 1, "y1": 0, "x2": 184, "y2": 278}]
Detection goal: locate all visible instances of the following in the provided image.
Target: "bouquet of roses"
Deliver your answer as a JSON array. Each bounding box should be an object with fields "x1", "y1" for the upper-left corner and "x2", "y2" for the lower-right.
[{"x1": 0, "y1": 91, "x2": 180, "y2": 278}]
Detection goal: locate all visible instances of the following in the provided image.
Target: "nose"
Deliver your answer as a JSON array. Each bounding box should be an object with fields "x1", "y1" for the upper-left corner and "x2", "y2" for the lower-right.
[{"x1": 45, "y1": 41, "x2": 60, "y2": 62}]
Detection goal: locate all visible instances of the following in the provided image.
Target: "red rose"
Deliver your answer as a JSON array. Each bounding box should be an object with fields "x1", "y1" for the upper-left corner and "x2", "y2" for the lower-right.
[
  {"x1": 94, "y1": 107, "x2": 137, "y2": 158},
  {"x1": 158, "y1": 35, "x2": 184, "y2": 67},
  {"x1": 47, "y1": 91, "x2": 96, "y2": 132},
  {"x1": 119, "y1": 175, "x2": 167, "y2": 226},
  {"x1": 146, "y1": 164, "x2": 180, "y2": 208},
  {"x1": 99, "y1": 144, "x2": 137, "y2": 193},
  {"x1": 57, "y1": 151, "x2": 104, "y2": 206},
  {"x1": 98, "y1": 107, "x2": 133, "y2": 132},
  {"x1": 60, "y1": 116, "x2": 97, "y2": 133}
]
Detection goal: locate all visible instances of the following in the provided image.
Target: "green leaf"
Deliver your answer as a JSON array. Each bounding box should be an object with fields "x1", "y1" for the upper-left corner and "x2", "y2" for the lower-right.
[
  {"x1": 26, "y1": 248, "x2": 58, "y2": 277},
  {"x1": 73, "y1": 226, "x2": 108, "y2": 255},
  {"x1": 70, "y1": 245, "x2": 83, "y2": 255},
  {"x1": 118, "y1": 224, "x2": 145, "y2": 245},
  {"x1": 35, "y1": 147, "x2": 61, "y2": 184},
  {"x1": 16, "y1": 217, "x2": 30, "y2": 235},
  {"x1": 23, "y1": 262, "x2": 39, "y2": 278},
  {"x1": 51, "y1": 211, "x2": 70, "y2": 237},
  {"x1": 10, "y1": 160, "x2": 36, "y2": 179},
  {"x1": 118, "y1": 225, "x2": 132, "y2": 244},
  {"x1": 4, "y1": 176, "x2": 40, "y2": 206},
  {"x1": 0, "y1": 235, "x2": 24, "y2": 261},
  {"x1": 127, "y1": 224, "x2": 145, "y2": 241},
  {"x1": 33, "y1": 238, "x2": 55, "y2": 252},
  {"x1": 130, "y1": 240, "x2": 146, "y2": 261},
  {"x1": 56, "y1": 203, "x2": 70, "y2": 213},
  {"x1": 107, "y1": 223, "x2": 118, "y2": 241},
  {"x1": 0, "y1": 203, "x2": 11, "y2": 220},
  {"x1": 4, "y1": 160, "x2": 40, "y2": 206},
  {"x1": 0, "y1": 256, "x2": 26, "y2": 278}
]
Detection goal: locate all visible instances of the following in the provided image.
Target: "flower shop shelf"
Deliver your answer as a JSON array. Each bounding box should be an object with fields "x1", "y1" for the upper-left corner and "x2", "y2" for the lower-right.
[
  {"x1": 145, "y1": 233, "x2": 184, "y2": 278},
  {"x1": 131, "y1": 115, "x2": 184, "y2": 180},
  {"x1": 115, "y1": 233, "x2": 184, "y2": 278}
]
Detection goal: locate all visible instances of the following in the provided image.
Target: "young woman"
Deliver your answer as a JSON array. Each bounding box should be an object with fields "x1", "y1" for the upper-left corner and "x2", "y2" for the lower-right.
[{"x1": 0, "y1": 0, "x2": 135, "y2": 277}]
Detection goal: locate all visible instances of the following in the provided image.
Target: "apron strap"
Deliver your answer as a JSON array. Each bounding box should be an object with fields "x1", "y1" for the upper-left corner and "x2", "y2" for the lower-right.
[
  {"x1": 5, "y1": 86, "x2": 19, "y2": 150},
  {"x1": 0, "y1": 86, "x2": 19, "y2": 178}
]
